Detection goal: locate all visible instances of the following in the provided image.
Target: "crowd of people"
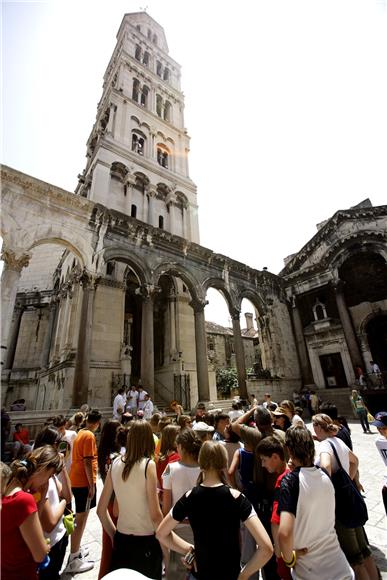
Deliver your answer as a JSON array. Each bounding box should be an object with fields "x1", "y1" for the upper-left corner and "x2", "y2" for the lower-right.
[{"x1": 1, "y1": 387, "x2": 386, "y2": 580}]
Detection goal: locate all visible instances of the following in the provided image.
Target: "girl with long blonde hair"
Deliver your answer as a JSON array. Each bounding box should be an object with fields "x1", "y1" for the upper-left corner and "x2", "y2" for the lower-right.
[{"x1": 97, "y1": 420, "x2": 163, "y2": 579}]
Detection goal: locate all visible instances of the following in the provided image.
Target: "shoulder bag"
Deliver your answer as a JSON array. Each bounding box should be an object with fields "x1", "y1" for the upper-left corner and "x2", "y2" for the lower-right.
[{"x1": 328, "y1": 440, "x2": 368, "y2": 528}]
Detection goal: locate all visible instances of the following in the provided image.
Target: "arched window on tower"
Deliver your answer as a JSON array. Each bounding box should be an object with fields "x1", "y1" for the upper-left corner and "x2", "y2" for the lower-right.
[
  {"x1": 157, "y1": 146, "x2": 169, "y2": 169},
  {"x1": 164, "y1": 101, "x2": 172, "y2": 122},
  {"x1": 132, "y1": 79, "x2": 140, "y2": 102},
  {"x1": 135, "y1": 45, "x2": 142, "y2": 61},
  {"x1": 106, "y1": 262, "x2": 115, "y2": 276},
  {"x1": 313, "y1": 299, "x2": 328, "y2": 321},
  {"x1": 156, "y1": 61, "x2": 163, "y2": 77},
  {"x1": 158, "y1": 215, "x2": 164, "y2": 229},
  {"x1": 147, "y1": 29, "x2": 152, "y2": 39},
  {"x1": 156, "y1": 94, "x2": 163, "y2": 117},
  {"x1": 143, "y1": 51, "x2": 150, "y2": 66},
  {"x1": 131, "y1": 204, "x2": 137, "y2": 218},
  {"x1": 163, "y1": 68, "x2": 170, "y2": 82},
  {"x1": 141, "y1": 85, "x2": 149, "y2": 107},
  {"x1": 153, "y1": 34, "x2": 158, "y2": 45},
  {"x1": 131, "y1": 131, "x2": 146, "y2": 156}
]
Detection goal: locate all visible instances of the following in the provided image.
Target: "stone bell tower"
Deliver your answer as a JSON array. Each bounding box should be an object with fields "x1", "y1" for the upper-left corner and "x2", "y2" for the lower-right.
[{"x1": 75, "y1": 11, "x2": 200, "y2": 243}]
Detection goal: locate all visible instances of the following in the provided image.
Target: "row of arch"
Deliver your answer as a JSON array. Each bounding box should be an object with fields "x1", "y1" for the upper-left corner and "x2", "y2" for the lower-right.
[
  {"x1": 134, "y1": 45, "x2": 171, "y2": 83},
  {"x1": 132, "y1": 78, "x2": 174, "y2": 122}
]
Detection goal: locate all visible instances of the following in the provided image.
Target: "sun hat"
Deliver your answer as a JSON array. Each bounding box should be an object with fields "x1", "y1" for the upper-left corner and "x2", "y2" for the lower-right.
[
  {"x1": 370, "y1": 411, "x2": 387, "y2": 428},
  {"x1": 192, "y1": 421, "x2": 214, "y2": 432},
  {"x1": 272, "y1": 406, "x2": 288, "y2": 417}
]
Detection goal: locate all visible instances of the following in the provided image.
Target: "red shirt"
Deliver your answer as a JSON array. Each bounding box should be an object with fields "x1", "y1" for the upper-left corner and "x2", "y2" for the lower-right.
[
  {"x1": 13, "y1": 428, "x2": 30, "y2": 445},
  {"x1": 156, "y1": 451, "x2": 180, "y2": 488},
  {"x1": 271, "y1": 468, "x2": 290, "y2": 525},
  {"x1": 1, "y1": 491, "x2": 38, "y2": 579}
]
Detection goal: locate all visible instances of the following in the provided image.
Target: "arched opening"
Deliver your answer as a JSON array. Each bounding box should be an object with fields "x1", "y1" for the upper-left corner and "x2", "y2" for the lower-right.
[
  {"x1": 132, "y1": 78, "x2": 140, "y2": 102},
  {"x1": 130, "y1": 204, "x2": 137, "y2": 218},
  {"x1": 164, "y1": 101, "x2": 172, "y2": 122},
  {"x1": 163, "y1": 68, "x2": 170, "y2": 82},
  {"x1": 339, "y1": 251, "x2": 387, "y2": 306},
  {"x1": 140, "y1": 85, "x2": 149, "y2": 108},
  {"x1": 143, "y1": 51, "x2": 150, "y2": 66},
  {"x1": 157, "y1": 145, "x2": 169, "y2": 168},
  {"x1": 158, "y1": 215, "x2": 164, "y2": 229},
  {"x1": 156, "y1": 60, "x2": 162, "y2": 77},
  {"x1": 241, "y1": 298, "x2": 262, "y2": 375},
  {"x1": 156, "y1": 94, "x2": 163, "y2": 117},
  {"x1": 135, "y1": 45, "x2": 141, "y2": 61},
  {"x1": 131, "y1": 131, "x2": 145, "y2": 155},
  {"x1": 366, "y1": 315, "x2": 387, "y2": 374},
  {"x1": 123, "y1": 268, "x2": 143, "y2": 386},
  {"x1": 4, "y1": 241, "x2": 83, "y2": 410}
]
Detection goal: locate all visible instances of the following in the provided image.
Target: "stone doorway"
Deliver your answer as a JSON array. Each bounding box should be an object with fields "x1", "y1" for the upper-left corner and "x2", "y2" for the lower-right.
[{"x1": 319, "y1": 353, "x2": 348, "y2": 388}]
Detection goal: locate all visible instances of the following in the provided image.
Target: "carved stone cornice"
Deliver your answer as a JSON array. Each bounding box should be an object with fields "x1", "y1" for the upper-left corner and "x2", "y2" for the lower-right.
[
  {"x1": 1, "y1": 249, "x2": 31, "y2": 272},
  {"x1": 135, "y1": 284, "x2": 161, "y2": 300},
  {"x1": 189, "y1": 298, "x2": 208, "y2": 313},
  {"x1": 98, "y1": 277, "x2": 125, "y2": 290}
]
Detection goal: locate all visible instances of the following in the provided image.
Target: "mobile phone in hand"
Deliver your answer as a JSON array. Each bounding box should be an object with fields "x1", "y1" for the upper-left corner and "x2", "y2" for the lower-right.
[{"x1": 183, "y1": 548, "x2": 195, "y2": 566}]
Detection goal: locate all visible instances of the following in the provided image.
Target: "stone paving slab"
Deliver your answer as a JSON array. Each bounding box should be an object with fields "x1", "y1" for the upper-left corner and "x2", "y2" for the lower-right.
[{"x1": 60, "y1": 421, "x2": 387, "y2": 579}]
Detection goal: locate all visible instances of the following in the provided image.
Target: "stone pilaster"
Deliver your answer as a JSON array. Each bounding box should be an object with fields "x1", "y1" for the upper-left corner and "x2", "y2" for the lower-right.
[
  {"x1": 41, "y1": 300, "x2": 57, "y2": 369},
  {"x1": 190, "y1": 298, "x2": 210, "y2": 401},
  {"x1": 4, "y1": 302, "x2": 24, "y2": 370},
  {"x1": 230, "y1": 310, "x2": 248, "y2": 399},
  {"x1": 1, "y1": 249, "x2": 30, "y2": 367},
  {"x1": 290, "y1": 295, "x2": 314, "y2": 385},
  {"x1": 72, "y1": 273, "x2": 98, "y2": 407},
  {"x1": 136, "y1": 284, "x2": 160, "y2": 397}
]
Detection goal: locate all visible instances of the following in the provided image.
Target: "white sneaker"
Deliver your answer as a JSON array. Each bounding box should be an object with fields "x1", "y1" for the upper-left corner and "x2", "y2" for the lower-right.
[
  {"x1": 64, "y1": 555, "x2": 94, "y2": 575},
  {"x1": 80, "y1": 546, "x2": 90, "y2": 558}
]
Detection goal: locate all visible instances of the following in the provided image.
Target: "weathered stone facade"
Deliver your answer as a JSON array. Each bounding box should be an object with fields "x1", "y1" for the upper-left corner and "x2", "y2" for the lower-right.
[
  {"x1": 3, "y1": 12, "x2": 385, "y2": 415},
  {"x1": 282, "y1": 199, "x2": 387, "y2": 389}
]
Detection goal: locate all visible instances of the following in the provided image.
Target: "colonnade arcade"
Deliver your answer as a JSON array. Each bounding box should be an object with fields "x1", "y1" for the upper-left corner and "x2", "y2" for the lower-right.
[{"x1": 1, "y1": 166, "x2": 300, "y2": 410}]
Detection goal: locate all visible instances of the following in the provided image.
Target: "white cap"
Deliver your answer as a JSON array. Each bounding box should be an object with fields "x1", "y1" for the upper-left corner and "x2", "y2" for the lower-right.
[{"x1": 192, "y1": 421, "x2": 214, "y2": 432}]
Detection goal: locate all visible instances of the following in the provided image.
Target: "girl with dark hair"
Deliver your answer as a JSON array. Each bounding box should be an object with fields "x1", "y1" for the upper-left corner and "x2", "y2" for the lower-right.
[
  {"x1": 97, "y1": 420, "x2": 122, "y2": 579},
  {"x1": 156, "y1": 424, "x2": 181, "y2": 488},
  {"x1": 313, "y1": 414, "x2": 378, "y2": 580},
  {"x1": 33, "y1": 429, "x2": 72, "y2": 580},
  {"x1": 280, "y1": 400, "x2": 304, "y2": 427},
  {"x1": 157, "y1": 441, "x2": 273, "y2": 580},
  {"x1": 1, "y1": 446, "x2": 62, "y2": 579},
  {"x1": 97, "y1": 420, "x2": 163, "y2": 579}
]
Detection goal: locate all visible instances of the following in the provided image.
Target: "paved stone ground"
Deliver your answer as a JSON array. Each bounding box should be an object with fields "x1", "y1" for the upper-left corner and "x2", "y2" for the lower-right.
[{"x1": 61, "y1": 420, "x2": 387, "y2": 579}]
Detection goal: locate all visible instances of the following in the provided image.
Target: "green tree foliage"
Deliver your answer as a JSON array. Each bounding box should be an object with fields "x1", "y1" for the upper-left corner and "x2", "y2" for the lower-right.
[{"x1": 216, "y1": 367, "x2": 238, "y2": 396}]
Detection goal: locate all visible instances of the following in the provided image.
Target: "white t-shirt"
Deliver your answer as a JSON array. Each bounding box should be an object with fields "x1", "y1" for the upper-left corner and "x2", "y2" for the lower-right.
[
  {"x1": 127, "y1": 389, "x2": 138, "y2": 408},
  {"x1": 317, "y1": 437, "x2": 350, "y2": 474},
  {"x1": 278, "y1": 467, "x2": 354, "y2": 580},
  {"x1": 143, "y1": 399, "x2": 154, "y2": 420},
  {"x1": 137, "y1": 390, "x2": 148, "y2": 410},
  {"x1": 228, "y1": 409, "x2": 243, "y2": 422},
  {"x1": 113, "y1": 394, "x2": 126, "y2": 419},
  {"x1": 162, "y1": 461, "x2": 200, "y2": 506},
  {"x1": 44, "y1": 476, "x2": 66, "y2": 547},
  {"x1": 375, "y1": 437, "x2": 387, "y2": 484},
  {"x1": 63, "y1": 429, "x2": 77, "y2": 471}
]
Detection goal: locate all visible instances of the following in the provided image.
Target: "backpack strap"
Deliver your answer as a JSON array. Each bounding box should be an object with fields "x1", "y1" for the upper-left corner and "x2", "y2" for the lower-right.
[
  {"x1": 144, "y1": 457, "x2": 151, "y2": 479},
  {"x1": 328, "y1": 440, "x2": 344, "y2": 471}
]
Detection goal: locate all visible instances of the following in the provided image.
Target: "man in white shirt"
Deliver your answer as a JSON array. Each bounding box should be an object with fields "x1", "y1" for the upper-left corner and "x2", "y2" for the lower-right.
[
  {"x1": 143, "y1": 394, "x2": 154, "y2": 420},
  {"x1": 126, "y1": 386, "x2": 139, "y2": 414},
  {"x1": 113, "y1": 387, "x2": 126, "y2": 420},
  {"x1": 137, "y1": 386, "x2": 148, "y2": 410}
]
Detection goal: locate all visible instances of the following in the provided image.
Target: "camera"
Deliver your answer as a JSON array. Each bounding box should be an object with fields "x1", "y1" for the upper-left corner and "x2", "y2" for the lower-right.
[{"x1": 183, "y1": 548, "x2": 195, "y2": 566}]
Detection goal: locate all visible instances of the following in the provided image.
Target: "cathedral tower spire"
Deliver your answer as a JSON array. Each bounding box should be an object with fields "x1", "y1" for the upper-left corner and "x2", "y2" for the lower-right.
[{"x1": 76, "y1": 12, "x2": 199, "y2": 243}]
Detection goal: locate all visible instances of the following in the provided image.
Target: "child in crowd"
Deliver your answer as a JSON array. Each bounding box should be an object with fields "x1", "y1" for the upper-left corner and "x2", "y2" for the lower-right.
[{"x1": 256, "y1": 436, "x2": 291, "y2": 579}]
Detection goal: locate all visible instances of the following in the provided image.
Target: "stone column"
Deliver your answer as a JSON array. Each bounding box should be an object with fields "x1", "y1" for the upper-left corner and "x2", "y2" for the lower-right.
[
  {"x1": 191, "y1": 299, "x2": 210, "y2": 401},
  {"x1": 4, "y1": 302, "x2": 24, "y2": 370},
  {"x1": 166, "y1": 193, "x2": 177, "y2": 235},
  {"x1": 72, "y1": 274, "x2": 97, "y2": 407},
  {"x1": 125, "y1": 174, "x2": 136, "y2": 212},
  {"x1": 290, "y1": 295, "x2": 314, "y2": 384},
  {"x1": 138, "y1": 284, "x2": 158, "y2": 397},
  {"x1": 41, "y1": 300, "x2": 57, "y2": 369},
  {"x1": 231, "y1": 311, "x2": 248, "y2": 399},
  {"x1": 334, "y1": 281, "x2": 363, "y2": 369},
  {"x1": 147, "y1": 186, "x2": 157, "y2": 227},
  {"x1": 1, "y1": 249, "x2": 30, "y2": 367},
  {"x1": 169, "y1": 290, "x2": 178, "y2": 360}
]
